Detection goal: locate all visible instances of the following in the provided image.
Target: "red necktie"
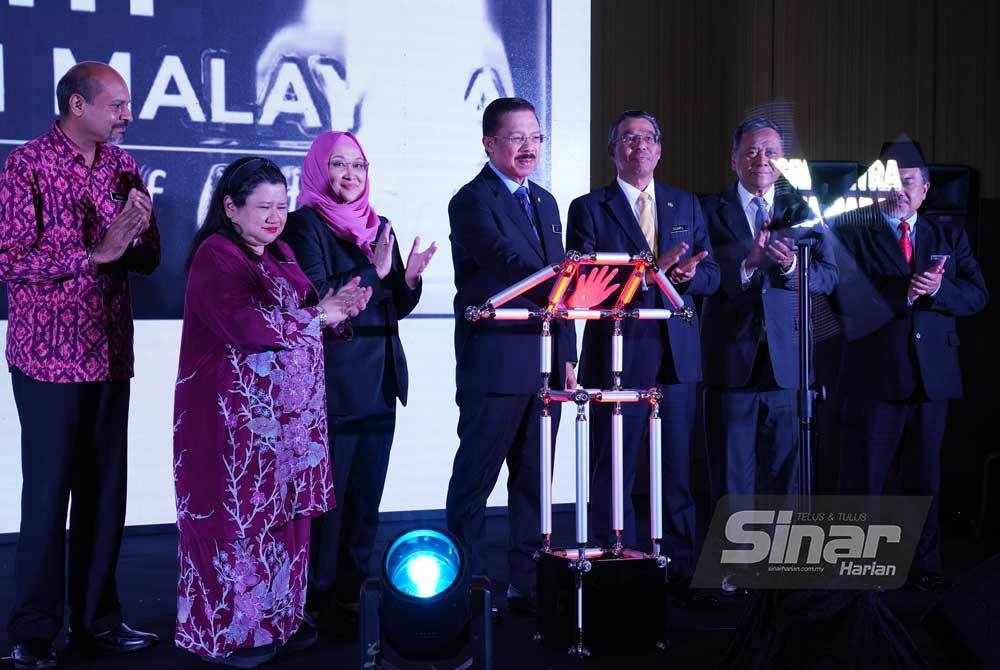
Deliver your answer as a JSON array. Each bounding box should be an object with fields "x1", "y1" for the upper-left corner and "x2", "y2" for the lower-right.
[{"x1": 898, "y1": 220, "x2": 913, "y2": 269}]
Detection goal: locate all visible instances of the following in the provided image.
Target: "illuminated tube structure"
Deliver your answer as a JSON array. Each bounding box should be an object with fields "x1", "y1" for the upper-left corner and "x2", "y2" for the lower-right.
[{"x1": 463, "y1": 250, "x2": 693, "y2": 655}]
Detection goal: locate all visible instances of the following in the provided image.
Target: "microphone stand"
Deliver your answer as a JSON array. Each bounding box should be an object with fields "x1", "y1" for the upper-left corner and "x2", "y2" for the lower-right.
[{"x1": 795, "y1": 237, "x2": 819, "y2": 507}]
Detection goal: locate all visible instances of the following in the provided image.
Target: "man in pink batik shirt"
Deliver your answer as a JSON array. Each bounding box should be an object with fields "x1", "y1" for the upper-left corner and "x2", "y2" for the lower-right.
[{"x1": 0, "y1": 62, "x2": 160, "y2": 669}]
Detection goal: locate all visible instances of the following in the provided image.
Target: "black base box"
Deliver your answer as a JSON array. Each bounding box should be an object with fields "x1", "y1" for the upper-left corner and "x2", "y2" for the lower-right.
[{"x1": 535, "y1": 548, "x2": 667, "y2": 655}]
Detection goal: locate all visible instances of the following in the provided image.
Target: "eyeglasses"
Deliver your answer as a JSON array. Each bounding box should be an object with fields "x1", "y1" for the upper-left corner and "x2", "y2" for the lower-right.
[
  {"x1": 329, "y1": 160, "x2": 370, "y2": 173},
  {"x1": 615, "y1": 133, "x2": 660, "y2": 146},
  {"x1": 493, "y1": 134, "x2": 546, "y2": 146}
]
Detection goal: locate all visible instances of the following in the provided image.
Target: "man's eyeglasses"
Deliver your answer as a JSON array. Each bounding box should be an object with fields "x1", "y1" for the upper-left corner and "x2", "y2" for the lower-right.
[
  {"x1": 615, "y1": 133, "x2": 660, "y2": 146},
  {"x1": 329, "y1": 160, "x2": 370, "y2": 173},
  {"x1": 493, "y1": 134, "x2": 546, "y2": 146}
]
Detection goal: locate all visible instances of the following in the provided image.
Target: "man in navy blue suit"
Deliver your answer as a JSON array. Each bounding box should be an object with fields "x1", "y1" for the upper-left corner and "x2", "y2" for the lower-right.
[
  {"x1": 700, "y1": 119, "x2": 838, "y2": 592},
  {"x1": 566, "y1": 110, "x2": 719, "y2": 607},
  {"x1": 834, "y1": 141, "x2": 987, "y2": 591},
  {"x1": 446, "y1": 97, "x2": 577, "y2": 612}
]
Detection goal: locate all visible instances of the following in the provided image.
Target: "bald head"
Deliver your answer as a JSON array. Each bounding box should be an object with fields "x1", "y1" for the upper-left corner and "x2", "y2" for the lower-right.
[
  {"x1": 56, "y1": 62, "x2": 133, "y2": 149},
  {"x1": 56, "y1": 62, "x2": 125, "y2": 117}
]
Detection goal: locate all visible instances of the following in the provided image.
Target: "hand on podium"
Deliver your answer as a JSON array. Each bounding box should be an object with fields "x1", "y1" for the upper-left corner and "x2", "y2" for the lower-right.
[
  {"x1": 564, "y1": 362, "x2": 578, "y2": 391},
  {"x1": 564, "y1": 266, "x2": 620, "y2": 309}
]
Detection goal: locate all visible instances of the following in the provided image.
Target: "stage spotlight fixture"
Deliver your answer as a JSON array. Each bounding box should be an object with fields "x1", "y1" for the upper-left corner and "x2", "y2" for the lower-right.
[
  {"x1": 361, "y1": 528, "x2": 492, "y2": 670},
  {"x1": 385, "y1": 529, "x2": 461, "y2": 598}
]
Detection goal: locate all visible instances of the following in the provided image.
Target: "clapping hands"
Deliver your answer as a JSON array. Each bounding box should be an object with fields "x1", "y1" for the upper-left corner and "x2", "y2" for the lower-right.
[
  {"x1": 372, "y1": 221, "x2": 396, "y2": 279},
  {"x1": 89, "y1": 188, "x2": 152, "y2": 265},
  {"x1": 404, "y1": 236, "x2": 437, "y2": 289},
  {"x1": 318, "y1": 276, "x2": 373, "y2": 327}
]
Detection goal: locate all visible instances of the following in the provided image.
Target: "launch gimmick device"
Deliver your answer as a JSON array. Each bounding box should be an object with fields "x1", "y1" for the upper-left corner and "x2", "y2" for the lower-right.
[{"x1": 465, "y1": 250, "x2": 694, "y2": 656}]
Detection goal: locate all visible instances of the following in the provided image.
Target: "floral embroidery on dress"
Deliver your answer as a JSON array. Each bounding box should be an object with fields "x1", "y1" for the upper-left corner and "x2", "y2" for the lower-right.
[{"x1": 174, "y1": 247, "x2": 333, "y2": 659}]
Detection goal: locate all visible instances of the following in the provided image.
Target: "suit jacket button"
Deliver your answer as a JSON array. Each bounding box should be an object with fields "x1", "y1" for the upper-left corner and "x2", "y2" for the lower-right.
[{"x1": 915, "y1": 332, "x2": 922, "y2": 340}]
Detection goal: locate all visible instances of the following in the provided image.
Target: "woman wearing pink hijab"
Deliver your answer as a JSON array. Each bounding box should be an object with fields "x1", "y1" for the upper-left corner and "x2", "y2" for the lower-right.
[{"x1": 282, "y1": 132, "x2": 435, "y2": 632}]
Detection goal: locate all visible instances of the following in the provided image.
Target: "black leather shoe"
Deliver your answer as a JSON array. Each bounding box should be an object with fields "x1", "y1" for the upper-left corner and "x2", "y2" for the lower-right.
[
  {"x1": 11, "y1": 642, "x2": 59, "y2": 669},
  {"x1": 505, "y1": 585, "x2": 537, "y2": 616},
  {"x1": 201, "y1": 644, "x2": 277, "y2": 668},
  {"x1": 909, "y1": 572, "x2": 951, "y2": 592},
  {"x1": 322, "y1": 603, "x2": 360, "y2": 642},
  {"x1": 67, "y1": 622, "x2": 159, "y2": 654},
  {"x1": 280, "y1": 613, "x2": 319, "y2": 655},
  {"x1": 720, "y1": 574, "x2": 750, "y2": 597}
]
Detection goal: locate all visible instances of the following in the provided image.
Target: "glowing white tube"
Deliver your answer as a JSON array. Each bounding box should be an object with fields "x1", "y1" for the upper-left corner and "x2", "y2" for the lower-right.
[
  {"x1": 490, "y1": 309, "x2": 533, "y2": 320},
  {"x1": 651, "y1": 268, "x2": 684, "y2": 309},
  {"x1": 540, "y1": 412, "x2": 552, "y2": 537},
  {"x1": 590, "y1": 252, "x2": 633, "y2": 264},
  {"x1": 540, "y1": 326, "x2": 552, "y2": 376},
  {"x1": 487, "y1": 265, "x2": 560, "y2": 307},
  {"x1": 631, "y1": 309, "x2": 675, "y2": 320},
  {"x1": 577, "y1": 586, "x2": 584, "y2": 633},
  {"x1": 561, "y1": 309, "x2": 604, "y2": 320},
  {"x1": 611, "y1": 407, "x2": 624, "y2": 535},
  {"x1": 649, "y1": 405, "x2": 663, "y2": 542},
  {"x1": 575, "y1": 408, "x2": 589, "y2": 545},
  {"x1": 593, "y1": 391, "x2": 642, "y2": 403},
  {"x1": 612, "y1": 330, "x2": 623, "y2": 377}
]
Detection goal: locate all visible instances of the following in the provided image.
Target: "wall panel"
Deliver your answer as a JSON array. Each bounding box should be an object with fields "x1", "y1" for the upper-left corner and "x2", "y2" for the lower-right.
[{"x1": 592, "y1": 0, "x2": 998, "y2": 197}]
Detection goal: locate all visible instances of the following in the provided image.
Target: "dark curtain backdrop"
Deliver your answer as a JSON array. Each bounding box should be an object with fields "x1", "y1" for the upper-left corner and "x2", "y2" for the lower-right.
[
  {"x1": 589, "y1": 0, "x2": 999, "y2": 529},
  {"x1": 590, "y1": 0, "x2": 999, "y2": 200}
]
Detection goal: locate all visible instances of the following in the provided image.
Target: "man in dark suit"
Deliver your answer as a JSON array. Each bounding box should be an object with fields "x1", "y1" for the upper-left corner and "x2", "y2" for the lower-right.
[
  {"x1": 833, "y1": 141, "x2": 987, "y2": 591},
  {"x1": 700, "y1": 119, "x2": 838, "y2": 577},
  {"x1": 446, "y1": 97, "x2": 577, "y2": 612},
  {"x1": 566, "y1": 109, "x2": 719, "y2": 606}
]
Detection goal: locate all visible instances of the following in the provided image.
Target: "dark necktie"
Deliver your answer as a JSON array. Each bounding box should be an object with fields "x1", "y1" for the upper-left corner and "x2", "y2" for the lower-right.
[
  {"x1": 514, "y1": 186, "x2": 540, "y2": 242},
  {"x1": 752, "y1": 196, "x2": 769, "y2": 343},
  {"x1": 898, "y1": 220, "x2": 913, "y2": 269},
  {"x1": 752, "y1": 196, "x2": 769, "y2": 236}
]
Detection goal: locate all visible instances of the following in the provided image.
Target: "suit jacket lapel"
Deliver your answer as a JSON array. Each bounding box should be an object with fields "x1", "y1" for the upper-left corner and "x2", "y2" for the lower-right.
[
  {"x1": 720, "y1": 188, "x2": 751, "y2": 243},
  {"x1": 913, "y1": 216, "x2": 932, "y2": 273},
  {"x1": 603, "y1": 182, "x2": 650, "y2": 254},
  {"x1": 875, "y1": 218, "x2": 913, "y2": 275},
  {"x1": 479, "y1": 166, "x2": 544, "y2": 263},
  {"x1": 531, "y1": 181, "x2": 563, "y2": 263},
  {"x1": 654, "y1": 182, "x2": 677, "y2": 256}
]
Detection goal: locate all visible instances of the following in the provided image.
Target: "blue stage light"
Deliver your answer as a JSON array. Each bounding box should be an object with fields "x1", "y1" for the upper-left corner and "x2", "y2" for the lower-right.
[
  {"x1": 384, "y1": 529, "x2": 461, "y2": 599},
  {"x1": 363, "y1": 528, "x2": 492, "y2": 668}
]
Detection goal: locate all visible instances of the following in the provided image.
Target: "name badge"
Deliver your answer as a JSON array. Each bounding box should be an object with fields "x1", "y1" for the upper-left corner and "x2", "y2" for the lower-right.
[{"x1": 671, "y1": 224, "x2": 688, "y2": 233}]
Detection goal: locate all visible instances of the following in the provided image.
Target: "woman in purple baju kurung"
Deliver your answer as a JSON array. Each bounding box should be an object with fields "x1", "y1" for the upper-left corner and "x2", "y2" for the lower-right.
[{"x1": 172, "y1": 158, "x2": 371, "y2": 666}]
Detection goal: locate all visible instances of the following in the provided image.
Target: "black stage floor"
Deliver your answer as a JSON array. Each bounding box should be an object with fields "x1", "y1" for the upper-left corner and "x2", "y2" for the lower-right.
[{"x1": 0, "y1": 509, "x2": 994, "y2": 670}]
